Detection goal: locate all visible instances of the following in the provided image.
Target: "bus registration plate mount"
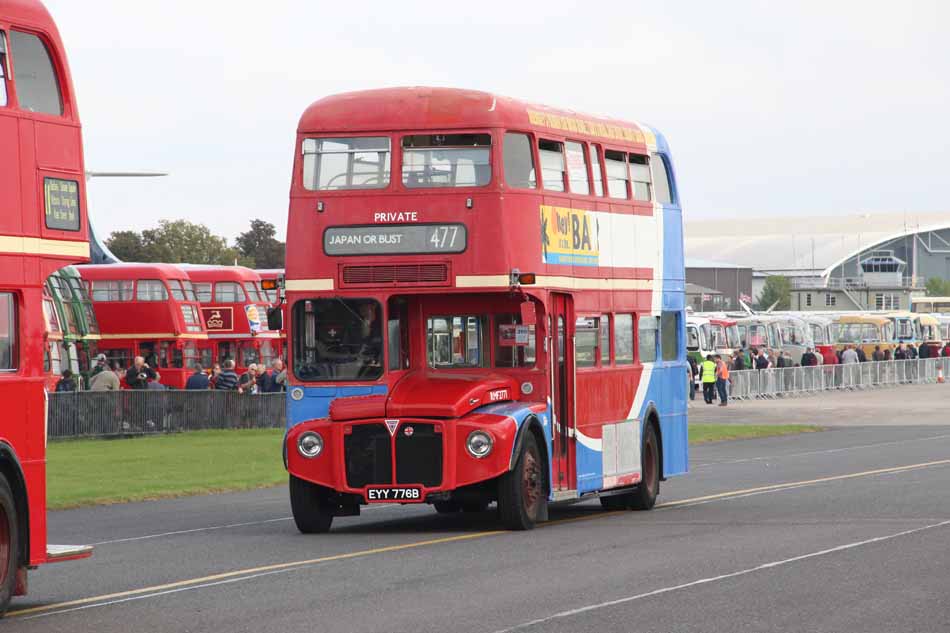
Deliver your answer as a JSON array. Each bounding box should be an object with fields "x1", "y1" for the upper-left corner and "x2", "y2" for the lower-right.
[{"x1": 365, "y1": 486, "x2": 423, "y2": 503}]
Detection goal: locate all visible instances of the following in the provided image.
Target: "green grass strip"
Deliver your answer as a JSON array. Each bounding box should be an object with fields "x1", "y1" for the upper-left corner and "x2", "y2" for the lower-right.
[{"x1": 47, "y1": 424, "x2": 822, "y2": 509}]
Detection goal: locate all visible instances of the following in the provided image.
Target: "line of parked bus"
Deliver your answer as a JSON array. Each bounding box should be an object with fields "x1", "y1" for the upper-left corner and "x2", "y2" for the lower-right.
[
  {"x1": 41, "y1": 264, "x2": 286, "y2": 389},
  {"x1": 687, "y1": 310, "x2": 950, "y2": 366}
]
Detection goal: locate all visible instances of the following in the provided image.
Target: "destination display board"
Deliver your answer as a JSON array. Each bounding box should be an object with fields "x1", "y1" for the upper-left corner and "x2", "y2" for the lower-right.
[
  {"x1": 44, "y1": 178, "x2": 81, "y2": 231},
  {"x1": 324, "y1": 224, "x2": 466, "y2": 256}
]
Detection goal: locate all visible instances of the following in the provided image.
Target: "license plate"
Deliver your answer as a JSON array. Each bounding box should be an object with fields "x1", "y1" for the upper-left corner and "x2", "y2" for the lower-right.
[{"x1": 364, "y1": 486, "x2": 423, "y2": 503}]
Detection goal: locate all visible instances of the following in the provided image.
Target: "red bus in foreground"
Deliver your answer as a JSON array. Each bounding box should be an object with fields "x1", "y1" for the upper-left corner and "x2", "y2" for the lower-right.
[
  {"x1": 281, "y1": 87, "x2": 688, "y2": 533},
  {"x1": 0, "y1": 0, "x2": 93, "y2": 610},
  {"x1": 77, "y1": 264, "x2": 207, "y2": 387},
  {"x1": 180, "y1": 265, "x2": 280, "y2": 371}
]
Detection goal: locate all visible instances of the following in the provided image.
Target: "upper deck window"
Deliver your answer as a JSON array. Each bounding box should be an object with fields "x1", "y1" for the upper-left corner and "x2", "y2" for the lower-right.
[
  {"x1": 243, "y1": 282, "x2": 262, "y2": 302},
  {"x1": 651, "y1": 153, "x2": 673, "y2": 204},
  {"x1": 402, "y1": 134, "x2": 491, "y2": 188},
  {"x1": 604, "y1": 150, "x2": 628, "y2": 199},
  {"x1": 538, "y1": 139, "x2": 566, "y2": 192},
  {"x1": 629, "y1": 155, "x2": 652, "y2": 201},
  {"x1": 503, "y1": 133, "x2": 536, "y2": 189},
  {"x1": 194, "y1": 282, "x2": 212, "y2": 302},
  {"x1": 91, "y1": 280, "x2": 133, "y2": 302},
  {"x1": 565, "y1": 141, "x2": 590, "y2": 195},
  {"x1": 302, "y1": 137, "x2": 390, "y2": 190},
  {"x1": 590, "y1": 145, "x2": 605, "y2": 196},
  {"x1": 0, "y1": 32, "x2": 8, "y2": 107},
  {"x1": 167, "y1": 280, "x2": 186, "y2": 301},
  {"x1": 9, "y1": 30, "x2": 63, "y2": 116},
  {"x1": 137, "y1": 280, "x2": 169, "y2": 302},
  {"x1": 214, "y1": 281, "x2": 246, "y2": 303}
]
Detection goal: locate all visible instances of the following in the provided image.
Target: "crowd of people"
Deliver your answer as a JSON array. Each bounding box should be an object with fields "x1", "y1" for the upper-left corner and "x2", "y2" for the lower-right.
[{"x1": 55, "y1": 354, "x2": 287, "y2": 394}]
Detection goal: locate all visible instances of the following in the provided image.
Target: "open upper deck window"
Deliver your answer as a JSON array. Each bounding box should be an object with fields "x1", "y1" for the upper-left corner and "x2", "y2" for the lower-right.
[
  {"x1": 0, "y1": 32, "x2": 8, "y2": 107},
  {"x1": 503, "y1": 133, "x2": 536, "y2": 189},
  {"x1": 538, "y1": 139, "x2": 566, "y2": 192},
  {"x1": 302, "y1": 137, "x2": 390, "y2": 190},
  {"x1": 402, "y1": 134, "x2": 491, "y2": 188},
  {"x1": 10, "y1": 30, "x2": 63, "y2": 116},
  {"x1": 629, "y1": 154, "x2": 652, "y2": 202}
]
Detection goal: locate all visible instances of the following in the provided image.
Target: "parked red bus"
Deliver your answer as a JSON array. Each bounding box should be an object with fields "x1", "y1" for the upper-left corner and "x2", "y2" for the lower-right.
[
  {"x1": 257, "y1": 268, "x2": 287, "y2": 359},
  {"x1": 281, "y1": 87, "x2": 688, "y2": 533},
  {"x1": 0, "y1": 0, "x2": 93, "y2": 610},
  {"x1": 77, "y1": 264, "x2": 207, "y2": 387},
  {"x1": 180, "y1": 265, "x2": 279, "y2": 371}
]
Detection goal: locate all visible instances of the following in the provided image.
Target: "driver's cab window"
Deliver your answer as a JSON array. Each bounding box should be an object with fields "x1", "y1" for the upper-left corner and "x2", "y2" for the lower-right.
[
  {"x1": 0, "y1": 32, "x2": 8, "y2": 107},
  {"x1": 686, "y1": 325, "x2": 701, "y2": 351},
  {"x1": 293, "y1": 298, "x2": 383, "y2": 381},
  {"x1": 427, "y1": 315, "x2": 486, "y2": 368}
]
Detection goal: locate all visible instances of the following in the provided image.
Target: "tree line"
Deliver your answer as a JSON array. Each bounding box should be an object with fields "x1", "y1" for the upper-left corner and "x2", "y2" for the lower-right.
[{"x1": 106, "y1": 219, "x2": 285, "y2": 269}]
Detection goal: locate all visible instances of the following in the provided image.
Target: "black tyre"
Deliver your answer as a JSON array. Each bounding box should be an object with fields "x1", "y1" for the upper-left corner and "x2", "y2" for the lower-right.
[
  {"x1": 498, "y1": 432, "x2": 545, "y2": 530},
  {"x1": 629, "y1": 423, "x2": 660, "y2": 511},
  {"x1": 289, "y1": 475, "x2": 334, "y2": 534},
  {"x1": 0, "y1": 477, "x2": 18, "y2": 614},
  {"x1": 433, "y1": 501, "x2": 460, "y2": 514},
  {"x1": 597, "y1": 423, "x2": 660, "y2": 512}
]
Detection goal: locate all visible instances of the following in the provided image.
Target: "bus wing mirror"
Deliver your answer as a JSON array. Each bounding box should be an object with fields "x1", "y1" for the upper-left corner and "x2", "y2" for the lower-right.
[
  {"x1": 267, "y1": 307, "x2": 283, "y2": 332},
  {"x1": 520, "y1": 301, "x2": 536, "y2": 326}
]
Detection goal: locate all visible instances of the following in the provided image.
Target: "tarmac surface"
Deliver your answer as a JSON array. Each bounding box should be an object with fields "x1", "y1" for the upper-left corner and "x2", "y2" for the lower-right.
[
  {"x1": 690, "y1": 382, "x2": 950, "y2": 425},
  {"x1": 7, "y1": 385, "x2": 950, "y2": 632}
]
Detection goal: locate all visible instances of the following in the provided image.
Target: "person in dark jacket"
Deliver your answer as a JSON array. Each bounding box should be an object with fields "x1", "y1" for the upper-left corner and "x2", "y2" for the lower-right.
[
  {"x1": 215, "y1": 360, "x2": 240, "y2": 391},
  {"x1": 800, "y1": 348, "x2": 818, "y2": 367},
  {"x1": 918, "y1": 343, "x2": 930, "y2": 359},
  {"x1": 906, "y1": 343, "x2": 918, "y2": 360},
  {"x1": 894, "y1": 344, "x2": 906, "y2": 360},
  {"x1": 125, "y1": 356, "x2": 156, "y2": 389},
  {"x1": 185, "y1": 364, "x2": 210, "y2": 390},
  {"x1": 855, "y1": 346, "x2": 867, "y2": 363},
  {"x1": 871, "y1": 345, "x2": 883, "y2": 361},
  {"x1": 731, "y1": 350, "x2": 745, "y2": 371},
  {"x1": 55, "y1": 369, "x2": 78, "y2": 392},
  {"x1": 686, "y1": 356, "x2": 698, "y2": 401}
]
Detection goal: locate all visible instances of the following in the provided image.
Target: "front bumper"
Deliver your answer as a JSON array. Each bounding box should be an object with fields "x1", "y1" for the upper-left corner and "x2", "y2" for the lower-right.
[{"x1": 286, "y1": 413, "x2": 518, "y2": 502}]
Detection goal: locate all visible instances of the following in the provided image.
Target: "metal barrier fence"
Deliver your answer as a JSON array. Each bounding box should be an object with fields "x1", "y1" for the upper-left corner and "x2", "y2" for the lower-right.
[
  {"x1": 48, "y1": 391, "x2": 286, "y2": 439},
  {"x1": 727, "y1": 357, "x2": 950, "y2": 401}
]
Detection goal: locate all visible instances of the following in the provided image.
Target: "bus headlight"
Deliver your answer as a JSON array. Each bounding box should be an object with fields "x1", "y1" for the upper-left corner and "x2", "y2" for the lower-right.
[
  {"x1": 297, "y1": 432, "x2": 324, "y2": 458},
  {"x1": 466, "y1": 430, "x2": 493, "y2": 459}
]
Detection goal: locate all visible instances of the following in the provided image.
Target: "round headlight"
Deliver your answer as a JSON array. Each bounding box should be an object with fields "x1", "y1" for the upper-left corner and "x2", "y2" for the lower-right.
[
  {"x1": 466, "y1": 430, "x2": 493, "y2": 459},
  {"x1": 297, "y1": 431, "x2": 323, "y2": 458},
  {"x1": 291, "y1": 387, "x2": 305, "y2": 401}
]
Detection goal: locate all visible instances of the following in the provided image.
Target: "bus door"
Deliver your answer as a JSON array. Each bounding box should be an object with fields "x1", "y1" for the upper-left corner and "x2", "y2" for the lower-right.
[{"x1": 550, "y1": 293, "x2": 575, "y2": 491}]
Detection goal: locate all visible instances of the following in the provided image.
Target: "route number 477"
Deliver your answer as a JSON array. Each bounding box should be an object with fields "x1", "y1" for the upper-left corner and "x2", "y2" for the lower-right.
[{"x1": 430, "y1": 226, "x2": 460, "y2": 250}]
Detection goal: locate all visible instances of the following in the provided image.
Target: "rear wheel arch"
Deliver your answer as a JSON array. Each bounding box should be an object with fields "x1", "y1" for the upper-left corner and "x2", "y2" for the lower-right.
[{"x1": 0, "y1": 445, "x2": 28, "y2": 567}]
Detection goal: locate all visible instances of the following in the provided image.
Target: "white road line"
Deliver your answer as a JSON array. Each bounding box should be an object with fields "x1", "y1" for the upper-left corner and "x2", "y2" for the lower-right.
[
  {"x1": 691, "y1": 432, "x2": 950, "y2": 469},
  {"x1": 88, "y1": 504, "x2": 392, "y2": 546},
  {"x1": 491, "y1": 519, "x2": 950, "y2": 633}
]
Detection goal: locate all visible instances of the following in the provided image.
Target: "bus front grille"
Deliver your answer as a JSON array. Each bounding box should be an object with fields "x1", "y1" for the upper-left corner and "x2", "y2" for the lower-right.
[
  {"x1": 344, "y1": 424, "x2": 392, "y2": 488},
  {"x1": 395, "y1": 423, "x2": 443, "y2": 487}
]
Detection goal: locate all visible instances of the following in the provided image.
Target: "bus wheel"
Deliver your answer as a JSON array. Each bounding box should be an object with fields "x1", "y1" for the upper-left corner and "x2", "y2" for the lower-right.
[
  {"x1": 498, "y1": 432, "x2": 544, "y2": 530},
  {"x1": 629, "y1": 423, "x2": 660, "y2": 511},
  {"x1": 0, "y1": 477, "x2": 18, "y2": 613},
  {"x1": 433, "y1": 501, "x2": 460, "y2": 514},
  {"x1": 289, "y1": 475, "x2": 334, "y2": 534}
]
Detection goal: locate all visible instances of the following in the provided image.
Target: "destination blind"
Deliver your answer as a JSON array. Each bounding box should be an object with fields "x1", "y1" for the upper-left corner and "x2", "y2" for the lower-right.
[{"x1": 324, "y1": 224, "x2": 467, "y2": 255}]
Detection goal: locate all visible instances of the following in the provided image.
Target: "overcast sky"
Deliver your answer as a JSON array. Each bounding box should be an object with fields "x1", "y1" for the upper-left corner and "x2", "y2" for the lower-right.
[{"x1": 46, "y1": 0, "x2": 949, "y2": 243}]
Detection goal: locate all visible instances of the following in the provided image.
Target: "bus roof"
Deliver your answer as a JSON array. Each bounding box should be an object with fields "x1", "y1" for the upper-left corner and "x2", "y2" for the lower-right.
[
  {"x1": 76, "y1": 263, "x2": 192, "y2": 280},
  {"x1": 177, "y1": 264, "x2": 262, "y2": 283},
  {"x1": 298, "y1": 87, "x2": 667, "y2": 152},
  {"x1": 835, "y1": 314, "x2": 891, "y2": 326}
]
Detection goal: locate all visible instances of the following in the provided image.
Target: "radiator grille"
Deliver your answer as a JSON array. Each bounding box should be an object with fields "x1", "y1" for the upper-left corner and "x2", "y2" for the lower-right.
[
  {"x1": 343, "y1": 424, "x2": 392, "y2": 488},
  {"x1": 395, "y1": 423, "x2": 443, "y2": 487}
]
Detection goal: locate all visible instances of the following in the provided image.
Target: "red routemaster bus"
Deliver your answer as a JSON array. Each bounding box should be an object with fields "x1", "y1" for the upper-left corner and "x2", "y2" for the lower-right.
[
  {"x1": 0, "y1": 0, "x2": 93, "y2": 610},
  {"x1": 77, "y1": 264, "x2": 207, "y2": 387},
  {"x1": 180, "y1": 265, "x2": 279, "y2": 371},
  {"x1": 281, "y1": 87, "x2": 688, "y2": 532},
  {"x1": 257, "y1": 268, "x2": 287, "y2": 360}
]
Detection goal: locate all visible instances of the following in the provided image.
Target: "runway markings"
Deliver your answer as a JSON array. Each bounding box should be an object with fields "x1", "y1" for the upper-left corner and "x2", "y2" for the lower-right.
[
  {"x1": 691, "y1": 432, "x2": 950, "y2": 469},
  {"x1": 491, "y1": 518, "x2": 950, "y2": 632},
  {"x1": 11, "y1": 458, "x2": 950, "y2": 619}
]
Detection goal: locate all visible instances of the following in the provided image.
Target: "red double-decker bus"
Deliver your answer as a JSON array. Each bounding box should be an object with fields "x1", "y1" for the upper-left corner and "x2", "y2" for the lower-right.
[
  {"x1": 257, "y1": 268, "x2": 287, "y2": 359},
  {"x1": 77, "y1": 263, "x2": 207, "y2": 387},
  {"x1": 180, "y1": 265, "x2": 279, "y2": 371},
  {"x1": 281, "y1": 87, "x2": 688, "y2": 533},
  {"x1": 0, "y1": 0, "x2": 93, "y2": 610}
]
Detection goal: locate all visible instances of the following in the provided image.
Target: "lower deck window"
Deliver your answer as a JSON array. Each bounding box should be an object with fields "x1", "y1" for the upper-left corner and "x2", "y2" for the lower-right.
[
  {"x1": 427, "y1": 315, "x2": 486, "y2": 368},
  {"x1": 293, "y1": 298, "x2": 383, "y2": 381},
  {"x1": 495, "y1": 314, "x2": 535, "y2": 368}
]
